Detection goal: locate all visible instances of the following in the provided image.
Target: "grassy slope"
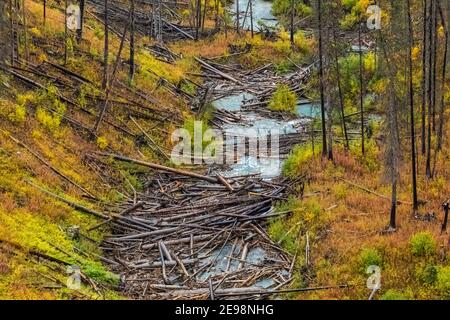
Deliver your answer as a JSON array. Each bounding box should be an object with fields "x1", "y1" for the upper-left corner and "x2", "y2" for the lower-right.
[
  {"x1": 274, "y1": 126, "x2": 450, "y2": 299},
  {"x1": 0, "y1": 0, "x2": 311, "y2": 299}
]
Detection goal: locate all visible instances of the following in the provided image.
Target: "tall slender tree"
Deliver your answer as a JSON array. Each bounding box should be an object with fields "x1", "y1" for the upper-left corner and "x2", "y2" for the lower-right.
[
  {"x1": 407, "y1": 0, "x2": 419, "y2": 213},
  {"x1": 76, "y1": 0, "x2": 85, "y2": 41},
  {"x1": 426, "y1": 0, "x2": 435, "y2": 178},
  {"x1": 437, "y1": 0, "x2": 448, "y2": 151},
  {"x1": 102, "y1": 0, "x2": 109, "y2": 89},
  {"x1": 129, "y1": 0, "x2": 135, "y2": 82},
  {"x1": 318, "y1": 0, "x2": 327, "y2": 158},
  {"x1": 43, "y1": 0, "x2": 46, "y2": 25},
  {"x1": 358, "y1": 19, "x2": 365, "y2": 156},
  {"x1": 64, "y1": 0, "x2": 68, "y2": 65},
  {"x1": 23, "y1": 0, "x2": 29, "y2": 63},
  {"x1": 290, "y1": 0, "x2": 295, "y2": 44},
  {"x1": 421, "y1": 0, "x2": 428, "y2": 155}
]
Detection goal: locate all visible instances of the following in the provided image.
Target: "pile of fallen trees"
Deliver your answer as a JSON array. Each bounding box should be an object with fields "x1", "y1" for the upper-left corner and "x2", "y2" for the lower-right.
[{"x1": 90, "y1": 153, "x2": 301, "y2": 299}]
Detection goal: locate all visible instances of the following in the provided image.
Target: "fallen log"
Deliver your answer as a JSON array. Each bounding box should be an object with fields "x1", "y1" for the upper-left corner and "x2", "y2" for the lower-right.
[
  {"x1": 96, "y1": 152, "x2": 219, "y2": 184},
  {"x1": 195, "y1": 57, "x2": 242, "y2": 84},
  {"x1": 156, "y1": 284, "x2": 350, "y2": 297},
  {"x1": 25, "y1": 179, "x2": 108, "y2": 219}
]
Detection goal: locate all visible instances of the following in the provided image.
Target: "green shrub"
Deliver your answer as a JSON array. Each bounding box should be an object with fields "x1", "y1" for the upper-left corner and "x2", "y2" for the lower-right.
[
  {"x1": 83, "y1": 263, "x2": 120, "y2": 287},
  {"x1": 96, "y1": 136, "x2": 109, "y2": 150},
  {"x1": 418, "y1": 264, "x2": 438, "y2": 285},
  {"x1": 268, "y1": 84, "x2": 297, "y2": 114},
  {"x1": 282, "y1": 142, "x2": 318, "y2": 177},
  {"x1": 380, "y1": 289, "x2": 408, "y2": 300},
  {"x1": 410, "y1": 232, "x2": 436, "y2": 257},
  {"x1": 359, "y1": 248, "x2": 382, "y2": 272},
  {"x1": 436, "y1": 266, "x2": 450, "y2": 298},
  {"x1": 8, "y1": 104, "x2": 26, "y2": 123}
]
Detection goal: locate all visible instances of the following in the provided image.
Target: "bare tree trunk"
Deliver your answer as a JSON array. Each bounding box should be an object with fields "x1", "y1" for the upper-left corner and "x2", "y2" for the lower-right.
[
  {"x1": 236, "y1": 0, "x2": 240, "y2": 34},
  {"x1": 76, "y1": 0, "x2": 85, "y2": 42},
  {"x1": 407, "y1": 0, "x2": 419, "y2": 213},
  {"x1": 359, "y1": 20, "x2": 365, "y2": 156},
  {"x1": 129, "y1": 0, "x2": 135, "y2": 82},
  {"x1": 22, "y1": 0, "x2": 29, "y2": 63},
  {"x1": 426, "y1": 0, "x2": 435, "y2": 178},
  {"x1": 318, "y1": 0, "x2": 327, "y2": 158},
  {"x1": 1, "y1": 1, "x2": 11, "y2": 65},
  {"x1": 333, "y1": 29, "x2": 349, "y2": 150},
  {"x1": 421, "y1": 0, "x2": 428, "y2": 155},
  {"x1": 9, "y1": 0, "x2": 14, "y2": 66},
  {"x1": 202, "y1": 0, "x2": 207, "y2": 32},
  {"x1": 64, "y1": 0, "x2": 68, "y2": 65},
  {"x1": 432, "y1": 0, "x2": 438, "y2": 132},
  {"x1": 102, "y1": 0, "x2": 109, "y2": 89},
  {"x1": 379, "y1": 28, "x2": 400, "y2": 231},
  {"x1": 93, "y1": 22, "x2": 128, "y2": 132},
  {"x1": 389, "y1": 176, "x2": 397, "y2": 229},
  {"x1": 437, "y1": 0, "x2": 448, "y2": 150},
  {"x1": 195, "y1": 0, "x2": 201, "y2": 40},
  {"x1": 43, "y1": 0, "x2": 46, "y2": 25},
  {"x1": 290, "y1": 0, "x2": 295, "y2": 44},
  {"x1": 250, "y1": 0, "x2": 253, "y2": 38}
]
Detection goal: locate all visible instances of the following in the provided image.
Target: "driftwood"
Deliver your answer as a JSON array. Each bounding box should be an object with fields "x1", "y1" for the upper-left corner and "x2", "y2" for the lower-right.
[
  {"x1": 94, "y1": 163, "x2": 298, "y2": 299},
  {"x1": 155, "y1": 284, "x2": 350, "y2": 298},
  {"x1": 195, "y1": 57, "x2": 242, "y2": 84},
  {"x1": 96, "y1": 152, "x2": 219, "y2": 183}
]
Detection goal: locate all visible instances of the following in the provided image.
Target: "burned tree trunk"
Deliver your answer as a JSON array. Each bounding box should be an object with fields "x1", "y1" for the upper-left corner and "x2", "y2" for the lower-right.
[
  {"x1": 333, "y1": 29, "x2": 349, "y2": 150},
  {"x1": 422, "y1": 0, "x2": 428, "y2": 155},
  {"x1": 23, "y1": 0, "x2": 29, "y2": 63},
  {"x1": 407, "y1": 0, "x2": 419, "y2": 213},
  {"x1": 43, "y1": 0, "x2": 46, "y2": 25},
  {"x1": 76, "y1": 0, "x2": 85, "y2": 41},
  {"x1": 437, "y1": 0, "x2": 448, "y2": 151},
  {"x1": 379, "y1": 29, "x2": 401, "y2": 231},
  {"x1": 64, "y1": 0, "x2": 68, "y2": 65},
  {"x1": 102, "y1": 0, "x2": 109, "y2": 89},
  {"x1": 358, "y1": 20, "x2": 365, "y2": 156},
  {"x1": 130, "y1": 0, "x2": 135, "y2": 82},
  {"x1": 426, "y1": 0, "x2": 435, "y2": 178},
  {"x1": 290, "y1": 0, "x2": 295, "y2": 44},
  {"x1": 318, "y1": 0, "x2": 327, "y2": 158},
  {"x1": 1, "y1": 0, "x2": 11, "y2": 65}
]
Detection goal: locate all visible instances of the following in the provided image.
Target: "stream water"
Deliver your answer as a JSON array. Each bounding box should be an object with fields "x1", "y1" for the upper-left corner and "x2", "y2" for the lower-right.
[
  {"x1": 213, "y1": 92, "x2": 318, "y2": 178},
  {"x1": 232, "y1": 0, "x2": 278, "y2": 30}
]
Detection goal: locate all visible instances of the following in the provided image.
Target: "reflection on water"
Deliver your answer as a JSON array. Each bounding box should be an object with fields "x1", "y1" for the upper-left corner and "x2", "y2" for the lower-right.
[
  {"x1": 233, "y1": 0, "x2": 278, "y2": 30},
  {"x1": 297, "y1": 102, "x2": 320, "y2": 118}
]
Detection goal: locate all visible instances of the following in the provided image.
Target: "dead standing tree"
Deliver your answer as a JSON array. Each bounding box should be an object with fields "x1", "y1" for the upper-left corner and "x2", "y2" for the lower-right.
[
  {"x1": 317, "y1": 0, "x2": 328, "y2": 158},
  {"x1": 437, "y1": 0, "x2": 448, "y2": 151},
  {"x1": 93, "y1": 21, "x2": 129, "y2": 132},
  {"x1": 1, "y1": 0, "x2": 11, "y2": 65},
  {"x1": 358, "y1": 18, "x2": 365, "y2": 156},
  {"x1": 76, "y1": 0, "x2": 85, "y2": 41},
  {"x1": 421, "y1": 0, "x2": 428, "y2": 155},
  {"x1": 407, "y1": 0, "x2": 419, "y2": 213},
  {"x1": 102, "y1": 0, "x2": 109, "y2": 89},
  {"x1": 130, "y1": 0, "x2": 135, "y2": 82}
]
